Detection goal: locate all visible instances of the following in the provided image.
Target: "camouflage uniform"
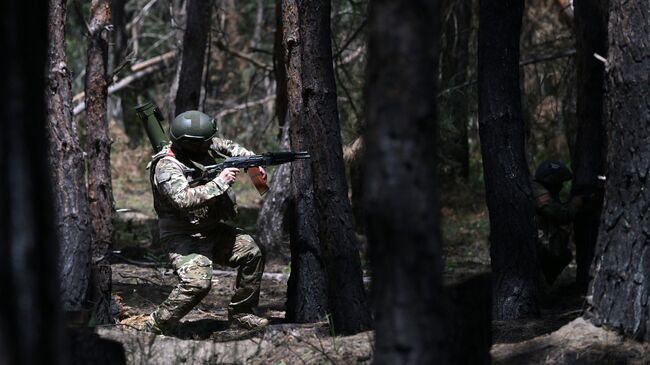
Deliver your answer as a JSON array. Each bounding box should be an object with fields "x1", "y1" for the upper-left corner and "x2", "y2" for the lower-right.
[
  {"x1": 532, "y1": 180, "x2": 577, "y2": 284},
  {"x1": 147, "y1": 137, "x2": 265, "y2": 332}
]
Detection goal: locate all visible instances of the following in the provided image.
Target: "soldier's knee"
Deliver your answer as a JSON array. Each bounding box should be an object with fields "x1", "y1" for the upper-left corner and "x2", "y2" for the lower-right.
[
  {"x1": 192, "y1": 277, "x2": 212, "y2": 293},
  {"x1": 247, "y1": 239, "x2": 264, "y2": 261},
  {"x1": 177, "y1": 255, "x2": 213, "y2": 294}
]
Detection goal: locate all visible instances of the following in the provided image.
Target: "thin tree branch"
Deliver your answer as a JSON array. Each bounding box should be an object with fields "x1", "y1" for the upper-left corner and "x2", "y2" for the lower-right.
[
  {"x1": 438, "y1": 49, "x2": 577, "y2": 97},
  {"x1": 215, "y1": 40, "x2": 273, "y2": 72},
  {"x1": 334, "y1": 19, "x2": 367, "y2": 60},
  {"x1": 214, "y1": 95, "x2": 276, "y2": 121}
]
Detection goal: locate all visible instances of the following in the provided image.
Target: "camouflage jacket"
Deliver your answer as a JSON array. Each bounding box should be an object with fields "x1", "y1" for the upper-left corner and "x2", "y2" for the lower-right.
[
  {"x1": 150, "y1": 137, "x2": 254, "y2": 238},
  {"x1": 531, "y1": 180, "x2": 576, "y2": 246}
]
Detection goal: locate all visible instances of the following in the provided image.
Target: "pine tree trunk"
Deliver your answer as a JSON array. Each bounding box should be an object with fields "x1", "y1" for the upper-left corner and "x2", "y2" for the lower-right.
[
  {"x1": 256, "y1": 126, "x2": 292, "y2": 262},
  {"x1": 297, "y1": 0, "x2": 371, "y2": 334},
  {"x1": 85, "y1": 0, "x2": 114, "y2": 324},
  {"x1": 587, "y1": 0, "x2": 650, "y2": 341},
  {"x1": 365, "y1": 0, "x2": 447, "y2": 362},
  {"x1": 170, "y1": 0, "x2": 213, "y2": 118},
  {"x1": 571, "y1": 0, "x2": 608, "y2": 291},
  {"x1": 283, "y1": 0, "x2": 329, "y2": 323},
  {"x1": 478, "y1": 0, "x2": 540, "y2": 319},
  {"x1": 110, "y1": 0, "x2": 142, "y2": 148},
  {"x1": 46, "y1": 0, "x2": 93, "y2": 313},
  {"x1": 255, "y1": 0, "x2": 292, "y2": 263},
  {"x1": 439, "y1": 0, "x2": 472, "y2": 182},
  {"x1": 0, "y1": 1, "x2": 65, "y2": 362}
]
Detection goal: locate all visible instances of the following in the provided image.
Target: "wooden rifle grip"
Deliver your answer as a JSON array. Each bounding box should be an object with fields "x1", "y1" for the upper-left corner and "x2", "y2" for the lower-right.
[{"x1": 247, "y1": 167, "x2": 269, "y2": 195}]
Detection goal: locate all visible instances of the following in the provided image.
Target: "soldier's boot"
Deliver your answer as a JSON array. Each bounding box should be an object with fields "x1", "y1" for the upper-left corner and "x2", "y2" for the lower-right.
[
  {"x1": 226, "y1": 235, "x2": 267, "y2": 330},
  {"x1": 142, "y1": 314, "x2": 164, "y2": 335},
  {"x1": 229, "y1": 312, "x2": 269, "y2": 329},
  {"x1": 144, "y1": 254, "x2": 214, "y2": 335}
]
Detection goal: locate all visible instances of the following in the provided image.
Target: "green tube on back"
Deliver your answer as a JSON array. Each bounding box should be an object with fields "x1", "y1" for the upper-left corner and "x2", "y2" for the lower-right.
[{"x1": 135, "y1": 101, "x2": 169, "y2": 152}]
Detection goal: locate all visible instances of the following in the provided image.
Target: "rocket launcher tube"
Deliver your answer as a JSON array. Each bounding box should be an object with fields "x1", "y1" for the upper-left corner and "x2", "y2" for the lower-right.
[{"x1": 135, "y1": 101, "x2": 169, "y2": 152}]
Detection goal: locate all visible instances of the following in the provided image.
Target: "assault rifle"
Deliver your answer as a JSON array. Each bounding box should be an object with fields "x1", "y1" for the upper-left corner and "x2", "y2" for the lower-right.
[
  {"x1": 187, "y1": 151, "x2": 310, "y2": 193},
  {"x1": 135, "y1": 100, "x2": 310, "y2": 195}
]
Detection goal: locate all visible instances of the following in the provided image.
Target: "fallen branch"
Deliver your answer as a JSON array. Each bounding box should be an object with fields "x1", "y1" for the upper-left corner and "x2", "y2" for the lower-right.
[
  {"x1": 73, "y1": 51, "x2": 176, "y2": 115},
  {"x1": 214, "y1": 95, "x2": 276, "y2": 121}
]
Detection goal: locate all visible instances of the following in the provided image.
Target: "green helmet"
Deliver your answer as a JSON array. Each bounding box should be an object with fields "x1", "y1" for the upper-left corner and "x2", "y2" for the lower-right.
[
  {"x1": 169, "y1": 110, "x2": 217, "y2": 149},
  {"x1": 534, "y1": 160, "x2": 573, "y2": 187}
]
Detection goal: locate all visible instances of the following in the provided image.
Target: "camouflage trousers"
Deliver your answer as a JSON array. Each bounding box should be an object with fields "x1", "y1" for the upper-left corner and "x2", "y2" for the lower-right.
[{"x1": 150, "y1": 223, "x2": 265, "y2": 330}]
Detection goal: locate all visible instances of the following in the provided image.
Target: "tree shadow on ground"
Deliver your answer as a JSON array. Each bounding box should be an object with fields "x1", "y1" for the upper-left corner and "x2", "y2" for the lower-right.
[{"x1": 493, "y1": 269, "x2": 586, "y2": 344}]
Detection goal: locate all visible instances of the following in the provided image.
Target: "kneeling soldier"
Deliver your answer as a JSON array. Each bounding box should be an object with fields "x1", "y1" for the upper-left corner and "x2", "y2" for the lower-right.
[
  {"x1": 532, "y1": 160, "x2": 583, "y2": 286},
  {"x1": 144, "y1": 110, "x2": 269, "y2": 334}
]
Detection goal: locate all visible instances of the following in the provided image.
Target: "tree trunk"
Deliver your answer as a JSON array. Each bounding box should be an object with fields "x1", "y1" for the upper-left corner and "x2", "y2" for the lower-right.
[
  {"x1": 587, "y1": 0, "x2": 650, "y2": 341},
  {"x1": 478, "y1": 0, "x2": 540, "y2": 319},
  {"x1": 297, "y1": 0, "x2": 371, "y2": 335},
  {"x1": 283, "y1": 0, "x2": 328, "y2": 324},
  {"x1": 46, "y1": 0, "x2": 93, "y2": 313},
  {"x1": 110, "y1": 0, "x2": 142, "y2": 148},
  {"x1": 571, "y1": 0, "x2": 608, "y2": 291},
  {"x1": 85, "y1": 0, "x2": 114, "y2": 324},
  {"x1": 170, "y1": 0, "x2": 213, "y2": 118},
  {"x1": 439, "y1": 0, "x2": 472, "y2": 183},
  {"x1": 0, "y1": 1, "x2": 65, "y2": 362},
  {"x1": 256, "y1": 126, "x2": 292, "y2": 263},
  {"x1": 365, "y1": 0, "x2": 446, "y2": 362},
  {"x1": 255, "y1": 0, "x2": 292, "y2": 264}
]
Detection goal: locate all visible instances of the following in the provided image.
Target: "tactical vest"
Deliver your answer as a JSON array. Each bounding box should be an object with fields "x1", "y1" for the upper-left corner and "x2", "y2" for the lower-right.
[{"x1": 148, "y1": 146, "x2": 237, "y2": 238}]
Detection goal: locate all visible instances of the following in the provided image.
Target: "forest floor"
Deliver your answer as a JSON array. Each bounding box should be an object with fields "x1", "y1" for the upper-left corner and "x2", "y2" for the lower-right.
[{"x1": 105, "y1": 127, "x2": 649, "y2": 364}]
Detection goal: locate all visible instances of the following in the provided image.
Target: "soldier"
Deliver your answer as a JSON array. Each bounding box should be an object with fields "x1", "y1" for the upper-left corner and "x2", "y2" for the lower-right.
[
  {"x1": 143, "y1": 110, "x2": 269, "y2": 334},
  {"x1": 532, "y1": 160, "x2": 583, "y2": 286}
]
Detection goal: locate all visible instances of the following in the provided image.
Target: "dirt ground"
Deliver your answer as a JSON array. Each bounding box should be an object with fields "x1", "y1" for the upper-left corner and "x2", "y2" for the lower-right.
[{"x1": 104, "y1": 197, "x2": 650, "y2": 364}]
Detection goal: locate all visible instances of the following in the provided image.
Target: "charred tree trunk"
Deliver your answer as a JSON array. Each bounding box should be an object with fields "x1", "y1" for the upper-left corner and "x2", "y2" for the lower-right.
[
  {"x1": 571, "y1": 0, "x2": 608, "y2": 291},
  {"x1": 46, "y1": 0, "x2": 93, "y2": 312},
  {"x1": 0, "y1": 1, "x2": 65, "y2": 363},
  {"x1": 170, "y1": 0, "x2": 213, "y2": 118},
  {"x1": 283, "y1": 0, "x2": 328, "y2": 324},
  {"x1": 365, "y1": 0, "x2": 446, "y2": 363},
  {"x1": 439, "y1": 0, "x2": 472, "y2": 183},
  {"x1": 587, "y1": 0, "x2": 650, "y2": 341},
  {"x1": 297, "y1": 0, "x2": 371, "y2": 334},
  {"x1": 478, "y1": 0, "x2": 539, "y2": 319},
  {"x1": 85, "y1": 0, "x2": 114, "y2": 324},
  {"x1": 255, "y1": 0, "x2": 292, "y2": 263}
]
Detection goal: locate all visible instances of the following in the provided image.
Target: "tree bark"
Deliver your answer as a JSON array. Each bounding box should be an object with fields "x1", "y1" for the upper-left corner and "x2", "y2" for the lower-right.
[
  {"x1": 587, "y1": 0, "x2": 650, "y2": 341},
  {"x1": 255, "y1": 0, "x2": 292, "y2": 264},
  {"x1": 296, "y1": 0, "x2": 371, "y2": 335},
  {"x1": 85, "y1": 0, "x2": 114, "y2": 324},
  {"x1": 439, "y1": 0, "x2": 472, "y2": 183},
  {"x1": 571, "y1": 0, "x2": 608, "y2": 291},
  {"x1": 0, "y1": 1, "x2": 65, "y2": 363},
  {"x1": 170, "y1": 0, "x2": 213, "y2": 118},
  {"x1": 478, "y1": 0, "x2": 540, "y2": 319},
  {"x1": 365, "y1": 0, "x2": 446, "y2": 362},
  {"x1": 46, "y1": 0, "x2": 93, "y2": 313},
  {"x1": 256, "y1": 126, "x2": 292, "y2": 263},
  {"x1": 283, "y1": 0, "x2": 328, "y2": 324}
]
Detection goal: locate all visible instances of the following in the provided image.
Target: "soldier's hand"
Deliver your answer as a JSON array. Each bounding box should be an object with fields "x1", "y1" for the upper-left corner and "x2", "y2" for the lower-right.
[{"x1": 219, "y1": 168, "x2": 240, "y2": 185}]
